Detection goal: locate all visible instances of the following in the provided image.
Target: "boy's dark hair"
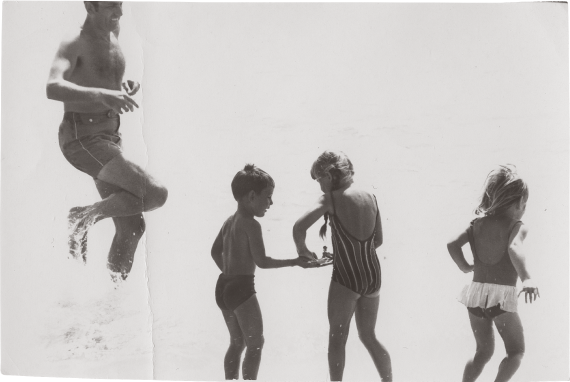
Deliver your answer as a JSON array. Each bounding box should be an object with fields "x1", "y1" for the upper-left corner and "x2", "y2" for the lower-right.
[{"x1": 231, "y1": 164, "x2": 274, "y2": 201}]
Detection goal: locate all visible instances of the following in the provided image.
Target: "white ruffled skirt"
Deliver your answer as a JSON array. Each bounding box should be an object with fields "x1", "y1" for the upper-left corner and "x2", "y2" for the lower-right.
[{"x1": 458, "y1": 282, "x2": 518, "y2": 313}]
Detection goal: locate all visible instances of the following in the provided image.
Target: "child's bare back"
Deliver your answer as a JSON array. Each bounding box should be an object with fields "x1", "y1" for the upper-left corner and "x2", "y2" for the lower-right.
[{"x1": 219, "y1": 213, "x2": 263, "y2": 275}]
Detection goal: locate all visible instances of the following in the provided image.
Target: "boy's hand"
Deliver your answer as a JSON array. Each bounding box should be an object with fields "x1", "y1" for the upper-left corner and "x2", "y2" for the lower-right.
[{"x1": 518, "y1": 279, "x2": 540, "y2": 303}]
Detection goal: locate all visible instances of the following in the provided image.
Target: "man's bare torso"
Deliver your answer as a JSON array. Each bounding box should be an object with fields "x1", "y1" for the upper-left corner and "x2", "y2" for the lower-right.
[{"x1": 65, "y1": 30, "x2": 125, "y2": 113}]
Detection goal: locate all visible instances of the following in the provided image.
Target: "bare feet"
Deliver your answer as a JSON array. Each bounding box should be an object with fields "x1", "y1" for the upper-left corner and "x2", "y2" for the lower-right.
[
  {"x1": 108, "y1": 267, "x2": 129, "y2": 283},
  {"x1": 67, "y1": 206, "x2": 100, "y2": 262}
]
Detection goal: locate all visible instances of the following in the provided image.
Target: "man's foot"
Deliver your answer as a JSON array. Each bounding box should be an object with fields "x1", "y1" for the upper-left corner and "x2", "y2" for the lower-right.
[
  {"x1": 67, "y1": 206, "x2": 99, "y2": 262},
  {"x1": 109, "y1": 269, "x2": 129, "y2": 285}
]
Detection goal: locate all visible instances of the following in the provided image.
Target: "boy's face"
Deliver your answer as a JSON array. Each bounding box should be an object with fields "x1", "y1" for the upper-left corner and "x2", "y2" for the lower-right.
[{"x1": 251, "y1": 186, "x2": 274, "y2": 217}]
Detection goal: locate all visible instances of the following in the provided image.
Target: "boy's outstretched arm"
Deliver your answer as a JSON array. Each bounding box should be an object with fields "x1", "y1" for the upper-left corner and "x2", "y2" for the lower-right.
[
  {"x1": 508, "y1": 223, "x2": 539, "y2": 303},
  {"x1": 447, "y1": 228, "x2": 474, "y2": 273},
  {"x1": 248, "y1": 221, "x2": 311, "y2": 269},
  {"x1": 211, "y1": 228, "x2": 224, "y2": 271}
]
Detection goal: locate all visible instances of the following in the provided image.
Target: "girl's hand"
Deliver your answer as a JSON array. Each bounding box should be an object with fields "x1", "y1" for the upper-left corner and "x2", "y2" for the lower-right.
[
  {"x1": 298, "y1": 249, "x2": 317, "y2": 260},
  {"x1": 463, "y1": 264, "x2": 474, "y2": 273},
  {"x1": 518, "y1": 279, "x2": 540, "y2": 303},
  {"x1": 295, "y1": 257, "x2": 319, "y2": 269}
]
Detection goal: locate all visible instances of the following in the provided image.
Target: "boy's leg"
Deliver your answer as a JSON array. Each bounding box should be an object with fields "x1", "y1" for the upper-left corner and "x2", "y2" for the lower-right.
[
  {"x1": 94, "y1": 179, "x2": 145, "y2": 280},
  {"x1": 463, "y1": 311, "x2": 495, "y2": 382},
  {"x1": 221, "y1": 309, "x2": 246, "y2": 380},
  {"x1": 493, "y1": 312, "x2": 525, "y2": 382},
  {"x1": 327, "y1": 281, "x2": 359, "y2": 381},
  {"x1": 234, "y1": 295, "x2": 264, "y2": 380},
  {"x1": 354, "y1": 296, "x2": 392, "y2": 381}
]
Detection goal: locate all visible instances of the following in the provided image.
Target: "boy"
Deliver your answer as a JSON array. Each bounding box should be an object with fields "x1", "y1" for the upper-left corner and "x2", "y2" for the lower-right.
[{"x1": 211, "y1": 164, "x2": 314, "y2": 380}]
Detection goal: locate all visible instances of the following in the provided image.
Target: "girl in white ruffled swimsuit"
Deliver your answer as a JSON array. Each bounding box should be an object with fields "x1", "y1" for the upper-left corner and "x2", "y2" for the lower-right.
[{"x1": 447, "y1": 165, "x2": 539, "y2": 382}]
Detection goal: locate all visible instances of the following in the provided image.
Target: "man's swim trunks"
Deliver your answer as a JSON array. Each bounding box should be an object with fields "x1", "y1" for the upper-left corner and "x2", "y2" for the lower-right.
[
  {"x1": 59, "y1": 111, "x2": 122, "y2": 179},
  {"x1": 215, "y1": 274, "x2": 256, "y2": 311}
]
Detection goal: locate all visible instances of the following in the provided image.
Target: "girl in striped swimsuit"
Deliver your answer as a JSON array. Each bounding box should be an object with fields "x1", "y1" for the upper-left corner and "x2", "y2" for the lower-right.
[
  {"x1": 293, "y1": 151, "x2": 392, "y2": 381},
  {"x1": 447, "y1": 165, "x2": 539, "y2": 382}
]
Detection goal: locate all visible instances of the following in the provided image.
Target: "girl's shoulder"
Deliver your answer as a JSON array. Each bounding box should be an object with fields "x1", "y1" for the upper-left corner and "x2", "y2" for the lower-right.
[
  {"x1": 339, "y1": 184, "x2": 376, "y2": 199},
  {"x1": 473, "y1": 215, "x2": 525, "y2": 235}
]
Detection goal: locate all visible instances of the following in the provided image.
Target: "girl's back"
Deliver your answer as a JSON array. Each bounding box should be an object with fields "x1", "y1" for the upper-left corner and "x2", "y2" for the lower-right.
[
  {"x1": 470, "y1": 216, "x2": 521, "y2": 286},
  {"x1": 331, "y1": 186, "x2": 378, "y2": 241}
]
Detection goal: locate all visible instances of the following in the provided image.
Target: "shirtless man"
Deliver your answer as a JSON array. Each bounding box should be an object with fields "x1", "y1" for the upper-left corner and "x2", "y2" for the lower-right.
[{"x1": 47, "y1": 2, "x2": 168, "y2": 281}]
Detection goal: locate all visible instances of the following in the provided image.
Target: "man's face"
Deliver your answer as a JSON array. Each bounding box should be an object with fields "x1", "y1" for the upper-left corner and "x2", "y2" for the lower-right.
[{"x1": 91, "y1": 2, "x2": 123, "y2": 32}]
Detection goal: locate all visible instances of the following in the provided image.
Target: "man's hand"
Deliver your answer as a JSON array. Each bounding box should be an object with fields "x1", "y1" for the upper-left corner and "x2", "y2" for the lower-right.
[
  {"x1": 98, "y1": 89, "x2": 139, "y2": 114},
  {"x1": 122, "y1": 80, "x2": 140, "y2": 96}
]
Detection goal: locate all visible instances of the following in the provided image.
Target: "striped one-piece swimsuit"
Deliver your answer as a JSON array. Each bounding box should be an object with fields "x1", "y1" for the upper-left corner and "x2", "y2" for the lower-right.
[{"x1": 329, "y1": 193, "x2": 381, "y2": 295}]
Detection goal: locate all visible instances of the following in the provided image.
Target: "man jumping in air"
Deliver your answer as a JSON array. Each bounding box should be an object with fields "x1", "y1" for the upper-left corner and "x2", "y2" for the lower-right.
[{"x1": 47, "y1": 2, "x2": 168, "y2": 281}]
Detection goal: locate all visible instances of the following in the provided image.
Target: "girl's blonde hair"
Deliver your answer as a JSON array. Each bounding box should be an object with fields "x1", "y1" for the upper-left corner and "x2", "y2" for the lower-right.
[
  {"x1": 476, "y1": 164, "x2": 528, "y2": 216},
  {"x1": 310, "y1": 151, "x2": 354, "y2": 190},
  {"x1": 311, "y1": 151, "x2": 355, "y2": 238}
]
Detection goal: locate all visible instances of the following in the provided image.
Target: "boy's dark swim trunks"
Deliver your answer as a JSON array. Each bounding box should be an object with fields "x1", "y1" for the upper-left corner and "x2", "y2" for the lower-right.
[
  {"x1": 215, "y1": 274, "x2": 256, "y2": 311},
  {"x1": 58, "y1": 111, "x2": 122, "y2": 179}
]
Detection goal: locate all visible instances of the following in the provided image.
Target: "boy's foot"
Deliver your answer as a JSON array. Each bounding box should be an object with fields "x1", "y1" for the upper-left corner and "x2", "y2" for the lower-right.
[{"x1": 67, "y1": 206, "x2": 99, "y2": 262}]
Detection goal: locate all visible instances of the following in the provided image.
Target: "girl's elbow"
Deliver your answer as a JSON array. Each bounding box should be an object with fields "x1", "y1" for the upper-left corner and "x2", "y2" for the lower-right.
[{"x1": 292, "y1": 223, "x2": 305, "y2": 238}]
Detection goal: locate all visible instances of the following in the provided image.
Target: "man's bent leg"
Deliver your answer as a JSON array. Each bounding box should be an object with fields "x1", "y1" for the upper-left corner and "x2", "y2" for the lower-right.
[
  {"x1": 95, "y1": 179, "x2": 145, "y2": 280},
  {"x1": 67, "y1": 154, "x2": 166, "y2": 267},
  {"x1": 96, "y1": 154, "x2": 168, "y2": 214}
]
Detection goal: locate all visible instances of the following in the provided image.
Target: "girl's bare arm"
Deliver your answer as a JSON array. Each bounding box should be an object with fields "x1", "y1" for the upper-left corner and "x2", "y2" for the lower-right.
[
  {"x1": 373, "y1": 200, "x2": 383, "y2": 248},
  {"x1": 447, "y1": 228, "x2": 474, "y2": 273},
  {"x1": 508, "y1": 223, "x2": 539, "y2": 302},
  {"x1": 292, "y1": 195, "x2": 330, "y2": 259}
]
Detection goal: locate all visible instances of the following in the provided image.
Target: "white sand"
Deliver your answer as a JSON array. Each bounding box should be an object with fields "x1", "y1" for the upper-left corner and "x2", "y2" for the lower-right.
[{"x1": 2, "y1": 3, "x2": 568, "y2": 381}]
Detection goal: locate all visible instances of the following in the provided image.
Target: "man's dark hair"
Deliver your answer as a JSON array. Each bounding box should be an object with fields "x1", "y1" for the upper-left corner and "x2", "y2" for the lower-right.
[
  {"x1": 84, "y1": 1, "x2": 99, "y2": 11},
  {"x1": 231, "y1": 164, "x2": 274, "y2": 201}
]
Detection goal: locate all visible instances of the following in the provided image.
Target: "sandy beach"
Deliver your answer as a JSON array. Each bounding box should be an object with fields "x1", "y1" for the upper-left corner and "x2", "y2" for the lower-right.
[{"x1": 2, "y1": 3, "x2": 568, "y2": 381}]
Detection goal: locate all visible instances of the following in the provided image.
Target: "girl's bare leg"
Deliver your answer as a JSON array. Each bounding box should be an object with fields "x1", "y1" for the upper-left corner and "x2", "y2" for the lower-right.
[
  {"x1": 463, "y1": 311, "x2": 495, "y2": 382},
  {"x1": 221, "y1": 309, "x2": 246, "y2": 380},
  {"x1": 234, "y1": 295, "x2": 264, "y2": 380},
  {"x1": 328, "y1": 281, "x2": 358, "y2": 381},
  {"x1": 493, "y1": 312, "x2": 525, "y2": 382},
  {"x1": 354, "y1": 295, "x2": 392, "y2": 381}
]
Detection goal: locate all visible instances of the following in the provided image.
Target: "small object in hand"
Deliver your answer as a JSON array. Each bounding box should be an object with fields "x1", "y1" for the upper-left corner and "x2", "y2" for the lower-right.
[
  {"x1": 323, "y1": 246, "x2": 333, "y2": 259},
  {"x1": 309, "y1": 246, "x2": 333, "y2": 266}
]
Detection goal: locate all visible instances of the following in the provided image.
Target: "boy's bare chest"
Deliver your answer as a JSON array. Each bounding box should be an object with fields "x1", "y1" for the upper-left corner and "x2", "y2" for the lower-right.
[{"x1": 76, "y1": 38, "x2": 125, "y2": 85}]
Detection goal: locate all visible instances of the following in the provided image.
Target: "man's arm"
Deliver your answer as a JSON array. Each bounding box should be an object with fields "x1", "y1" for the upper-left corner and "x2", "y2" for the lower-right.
[{"x1": 46, "y1": 36, "x2": 138, "y2": 113}]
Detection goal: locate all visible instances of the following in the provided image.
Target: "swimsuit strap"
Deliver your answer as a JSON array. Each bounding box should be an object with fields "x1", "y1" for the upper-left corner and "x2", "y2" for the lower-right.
[{"x1": 330, "y1": 191, "x2": 336, "y2": 215}]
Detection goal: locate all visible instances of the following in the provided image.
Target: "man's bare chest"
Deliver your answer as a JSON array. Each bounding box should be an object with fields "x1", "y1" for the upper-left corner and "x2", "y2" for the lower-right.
[{"x1": 76, "y1": 39, "x2": 125, "y2": 82}]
